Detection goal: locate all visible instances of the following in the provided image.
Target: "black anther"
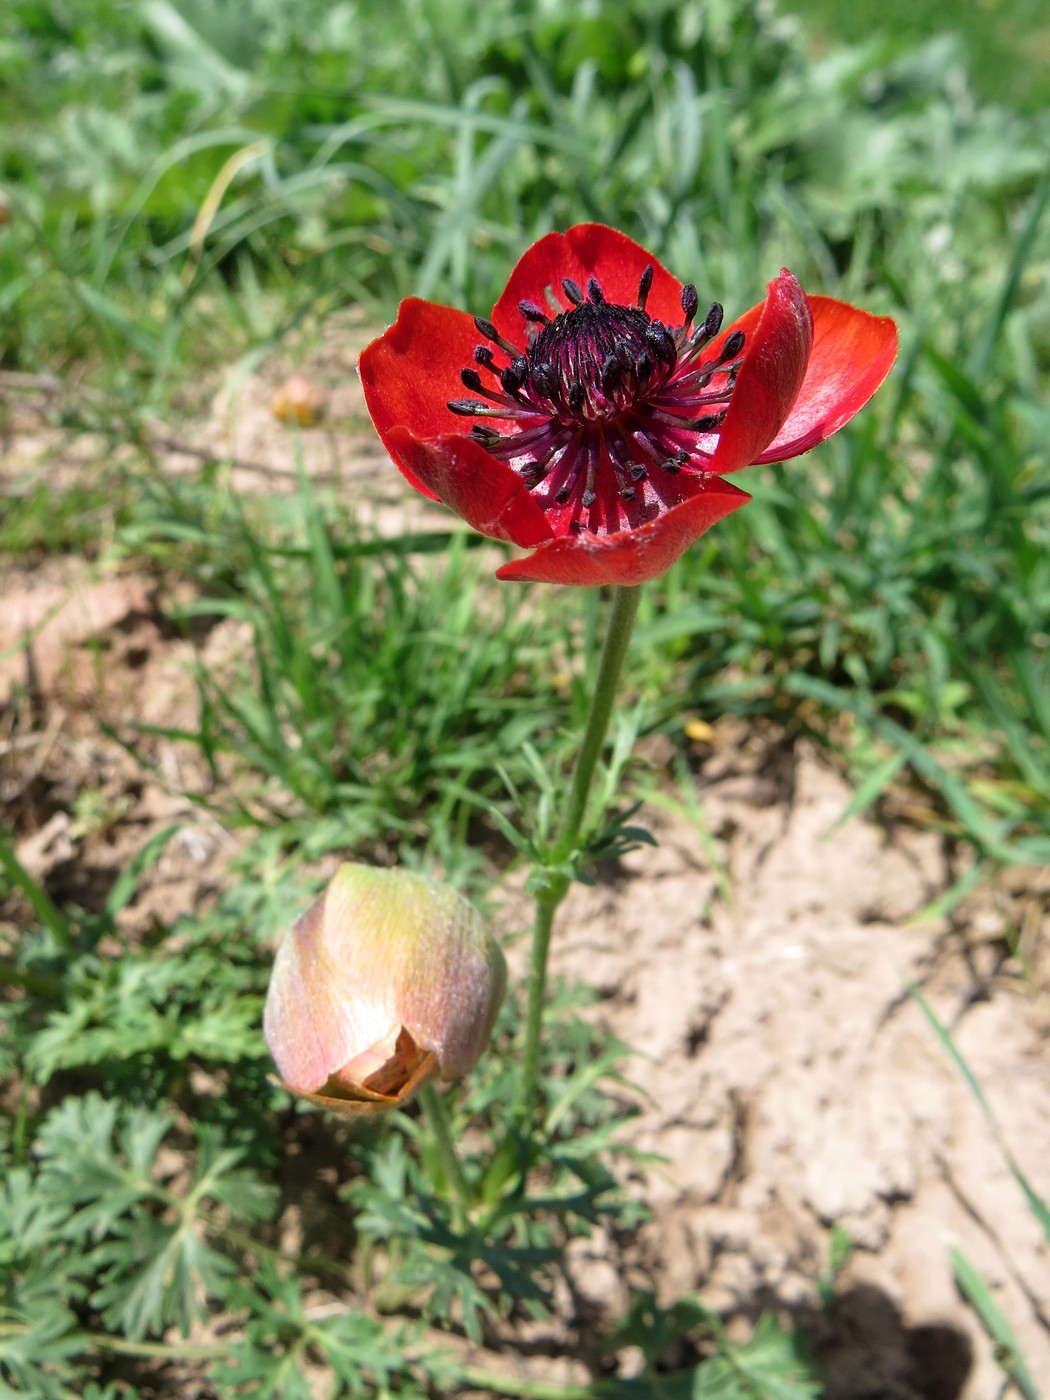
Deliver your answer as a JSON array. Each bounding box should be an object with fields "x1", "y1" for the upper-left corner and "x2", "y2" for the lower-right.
[
  {"x1": 530, "y1": 363, "x2": 557, "y2": 398},
  {"x1": 637, "y1": 265, "x2": 653, "y2": 308},
  {"x1": 601, "y1": 354, "x2": 622, "y2": 397},
  {"x1": 647, "y1": 324, "x2": 677, "y2": 367},
  {"x1": 719, "y1": 330, "x2": 745, "y2": 362},
  {"x1": 501, "y1": 360, "x2": 527, "y2": 393}
]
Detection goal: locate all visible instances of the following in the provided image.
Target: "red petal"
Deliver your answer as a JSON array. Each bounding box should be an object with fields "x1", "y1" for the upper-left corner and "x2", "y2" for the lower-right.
[
  {"x1": 359, "y1": 298, "x2": 482, "y2": 499},
  {"x1": 493, "y1": 224, "x2": 685, "y2": 335},
  {"x1": 752, "y1": 296, "x2": 898, "y2": 463},
  {"x1": 706, "y1": 270, "x2": 813, "y2": 475},
  {"x1": 385, "y1": 427, "x2": 553, "y2": 548},
  {"x1": 495, "y1": 478, "x2": 750, "y2": 586}
]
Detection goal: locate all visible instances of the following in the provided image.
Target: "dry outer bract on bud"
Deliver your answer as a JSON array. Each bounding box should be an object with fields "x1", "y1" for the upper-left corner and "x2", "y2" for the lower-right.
[{"x1": 263, "y1": 863, "x2": 506, "y2": 1116}]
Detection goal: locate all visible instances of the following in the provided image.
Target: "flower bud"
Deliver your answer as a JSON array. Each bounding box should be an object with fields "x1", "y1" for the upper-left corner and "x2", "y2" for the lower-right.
[
  {"x1": 263, "y1": 864, "x2": 505, "y2": 1116},
  {"x1": 271, "y1": 373, "x2": 327, "y2": 426}
]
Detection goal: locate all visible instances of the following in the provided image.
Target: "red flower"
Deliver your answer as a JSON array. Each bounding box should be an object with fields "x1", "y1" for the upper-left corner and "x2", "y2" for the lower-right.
[{"x1": 359, "y1": 224, "x2": 898, "y2": 586}]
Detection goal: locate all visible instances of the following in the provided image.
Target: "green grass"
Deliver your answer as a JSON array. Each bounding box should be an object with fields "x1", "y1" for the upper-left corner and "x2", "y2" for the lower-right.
[
  {"x1": 153, "y1": 477, "x2": 573, "y2": 876},
  {"x1": 788, "y1": 0, "x2": 1050, "y2": 112},
  {"x1": 1, "y1": 0, "x2": 1049, "y2": 1394},
  {"x1": 4, "y1": 0, "x2": 1046, "y2": 870}
]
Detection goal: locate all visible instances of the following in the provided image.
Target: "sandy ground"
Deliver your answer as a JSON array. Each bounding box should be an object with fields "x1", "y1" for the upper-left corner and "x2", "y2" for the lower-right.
[{"x1": 2, "y1": 340, "x2": 1048, "y2": 1399}]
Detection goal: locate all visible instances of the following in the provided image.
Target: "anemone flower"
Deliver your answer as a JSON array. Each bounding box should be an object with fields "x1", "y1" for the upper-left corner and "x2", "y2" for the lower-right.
[{"x1": 359, "y1": 224, "x2": 897, "y2": 586}]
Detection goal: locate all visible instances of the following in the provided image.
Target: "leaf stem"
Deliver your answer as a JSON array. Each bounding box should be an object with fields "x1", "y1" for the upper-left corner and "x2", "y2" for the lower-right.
[
  {"x1": 0, "y1": 958, "x2": 62, "y2": 999},
  {"x1": 459, "y1": 1367, "x2": 599, "y2": 1399},
  {"x1": 78, "y1": 1330, "x2": 228, "y2": 1360},
  {"x1": 518, "y1": 584, "x2": 642, "y2": 1134},
  {"x1": 0, "y1": 834, "x2": 74, "y2": 949}
]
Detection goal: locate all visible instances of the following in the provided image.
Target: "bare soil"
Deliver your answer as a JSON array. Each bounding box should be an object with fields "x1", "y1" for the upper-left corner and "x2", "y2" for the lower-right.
[
  {"x1": 3, "y1": 341, "x2": 1048, "y2": 1400},
  {"x1": 520, "y1": 751, "x2": 1050, "y2": 1399}
]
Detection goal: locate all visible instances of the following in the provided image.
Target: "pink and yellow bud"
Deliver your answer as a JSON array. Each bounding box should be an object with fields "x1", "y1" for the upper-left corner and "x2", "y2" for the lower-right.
[
  {"x1": 271, "y1": 373, "x2": 327, "y2": 426},
  {"x1": 263, "y1": 864, "x2": 505, "y2": 1116}
]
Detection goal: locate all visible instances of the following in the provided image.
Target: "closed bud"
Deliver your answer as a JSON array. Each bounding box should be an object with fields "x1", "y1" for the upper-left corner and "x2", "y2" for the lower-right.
[
  {"x1": 263, "y1": 864, "x2": 505, "y2": 1116},
  {"x1": 271, "y1": 373, "x2": 327, "y2": 426}
]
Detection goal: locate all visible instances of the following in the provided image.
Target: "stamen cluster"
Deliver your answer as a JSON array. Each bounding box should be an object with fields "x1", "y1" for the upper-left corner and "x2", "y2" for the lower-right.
[{"x1": 448, "y1": 270, "x2": 745, "y2": 526}]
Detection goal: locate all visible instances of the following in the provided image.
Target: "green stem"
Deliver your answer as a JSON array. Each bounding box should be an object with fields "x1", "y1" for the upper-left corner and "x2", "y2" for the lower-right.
[
  {"x1": 77, "y1": 1330, "x2": 227, "y2": 1361},
  {"x1": 519, "y1": 892, "x2": 561, "y2": 1132},
  {"x1": 418, "y1": 1081, "x2": 471, "y2": 1229},
  {"x1": 459, "y1": 1367, "x2": 598, "y2": 1399},
  {"x1": 518, "y1": 584, "x2": 642, "y2": 1133},
  {"x1": 552, "y1": 585, "x2": 643, "y2": 862},
  {"x1": 0, "y1": 835, "x2": 73, "y2": 949},
  {"x1": 0, "y1": 958, "x2": 62, "y2": 999}
]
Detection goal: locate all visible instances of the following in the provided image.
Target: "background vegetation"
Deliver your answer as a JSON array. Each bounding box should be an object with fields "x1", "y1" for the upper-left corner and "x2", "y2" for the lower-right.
[{"x1": 1, "y1": 0, "x2": 1048, "y2": 1395}]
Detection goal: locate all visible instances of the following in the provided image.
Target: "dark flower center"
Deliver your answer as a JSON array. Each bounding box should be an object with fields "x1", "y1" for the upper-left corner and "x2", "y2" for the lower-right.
[
  {"x1": 528, "y1": 298, "x2": 657, "y2": 424},
  {"x1": 448, "y1": 269, "x2": 745, "y2": 531}
]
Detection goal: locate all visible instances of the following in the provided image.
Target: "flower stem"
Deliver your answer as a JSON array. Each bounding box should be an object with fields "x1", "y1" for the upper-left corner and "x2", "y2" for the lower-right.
[
  {"x1": 418, "y1": 1081, "x2": 471, "y2": 1229},
  {"x1": 519, "y1": 891, "x2": 562, "y2": 1132},
  {"x1": 552, "y1": 584, "x2": 643, "y2": 862},
  {"x1": 518, "y1": 583, "x2": 642, "y2": 1134}
]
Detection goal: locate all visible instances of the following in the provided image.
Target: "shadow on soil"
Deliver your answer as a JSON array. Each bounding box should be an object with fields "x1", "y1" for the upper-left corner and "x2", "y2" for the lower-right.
[{"x1": 791, "y1": 1280, "x2": 973, "y2": 1400}]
